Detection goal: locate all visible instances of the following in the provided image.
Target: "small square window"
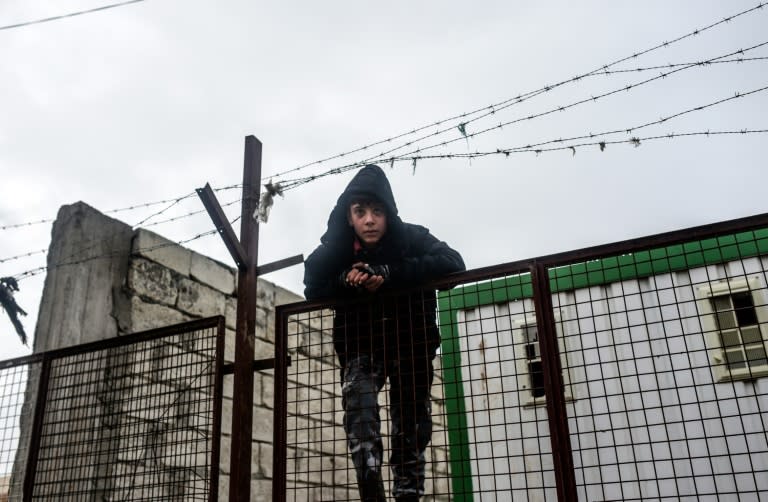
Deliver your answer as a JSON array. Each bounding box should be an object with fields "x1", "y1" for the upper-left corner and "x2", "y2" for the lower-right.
[
  {"x1": 513, "y1": 314, "x2": 573, "y2": 405},
  {"x1": 697, "y1": 277, "x2": 768, "y2": 382}
]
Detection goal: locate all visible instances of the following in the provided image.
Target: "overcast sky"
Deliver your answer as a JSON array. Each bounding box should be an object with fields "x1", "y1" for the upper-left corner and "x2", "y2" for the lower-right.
[{"x1": 1, "y1": 0, "x2": 766, "y2": 360}]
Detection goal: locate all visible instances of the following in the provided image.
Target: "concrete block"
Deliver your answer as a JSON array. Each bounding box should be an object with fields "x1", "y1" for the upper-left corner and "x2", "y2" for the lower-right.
[
  {"x1": 253, "y1": 406, "x2": 274, "y2": 443},
  {"x1": 255, "y1": 306, "x2": 268, "y2": 330},
  {"x1": 274, "y1": 283, "x2": 304, "y2": 305},
  {"x1": 128, "y1": 296, "x2": 192, "y2": 333},
  {"x1": 219, "y1": 437, "x2": 231, "y2": 474},
  {"x1": 132, "y1": 228, "x2": 192, "y2": 277},
  {"x1": 190, "y1": 252, "x2": 236, "y2": 295},
  {"x1": 251, "y1": 478, "x2": 272, "y2": 502},
  {"x1": 254, "y1": 339, "x2": 273, "y2": 361},
  {"x1": 222, "y1": 374, "x2": 234, "y2": 399},
  {"x1": 177, "y1": 277, "x2": 226, "y2": 318},
  {"x1": 256, "y1": 279, "x2": 276, "y2": 308},
  {"x1": 261, "y1": 372, "x2": 274, "y2": 408},
  {"x1": 259, "y1": 443, "x2": 273, "y2": 478},
  {"x1": 159, "y1": 429, "x2": 208, "y2": 467},
  {"x1": 218, "y1": 473, "x2": 229, "y2": 501},
  {"x1": 224, "y1": 296, "x2": 237, "y2": 330},
  {"x1": 151, "y1": 343, "x2": 214, "y2": 383},
  {"x1": 221, "y1": 397, "x2": 233, "y2": 435},
  {"x1": 224, "y1": 328, "x2": 235, "y2": 364},
  {"x1": 127, "y1": 257, "x2": 177, "y2": 306}
]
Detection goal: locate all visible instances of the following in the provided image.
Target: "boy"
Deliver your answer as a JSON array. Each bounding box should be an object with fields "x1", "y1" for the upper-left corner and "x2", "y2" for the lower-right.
[{"x1": 304, "y1": 164, "x2": 465, "y2": 502}]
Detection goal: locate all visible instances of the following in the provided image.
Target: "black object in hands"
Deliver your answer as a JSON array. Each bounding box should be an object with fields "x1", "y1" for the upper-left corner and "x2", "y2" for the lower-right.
[{"x1": 355, "y1": 264, "x2": 390, "y2": 280}]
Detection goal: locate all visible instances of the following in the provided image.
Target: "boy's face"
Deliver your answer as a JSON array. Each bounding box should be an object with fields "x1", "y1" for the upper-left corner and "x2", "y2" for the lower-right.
[{"x1": 348, "y1": 201, "x2": 387, "y2": 247}]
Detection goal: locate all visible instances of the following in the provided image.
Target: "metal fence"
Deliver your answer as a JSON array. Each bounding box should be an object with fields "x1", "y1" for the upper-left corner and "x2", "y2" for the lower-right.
[
  {"x1": 0, "y1": 316, "x2": 224, "y2": 502},
  {"x1": 273, "y1": 213, "x2": 768, "y2": 501}
]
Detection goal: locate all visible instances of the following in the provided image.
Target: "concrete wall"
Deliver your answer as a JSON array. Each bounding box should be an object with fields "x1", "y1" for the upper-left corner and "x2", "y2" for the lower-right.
[{"x1": 11, "y1": 202, "x2": 303, "y2": 501}]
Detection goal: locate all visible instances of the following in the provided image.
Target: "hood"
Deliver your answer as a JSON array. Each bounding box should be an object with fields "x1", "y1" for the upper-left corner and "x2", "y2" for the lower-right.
[{"x1": 320, "y1": 164, "x2": 404, "y2": 245}]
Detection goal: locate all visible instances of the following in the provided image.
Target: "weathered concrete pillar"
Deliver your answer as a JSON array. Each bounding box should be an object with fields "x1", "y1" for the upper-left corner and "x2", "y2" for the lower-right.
[{"x1": 33, "y1": 201, "x2": 134, "y2": 352}]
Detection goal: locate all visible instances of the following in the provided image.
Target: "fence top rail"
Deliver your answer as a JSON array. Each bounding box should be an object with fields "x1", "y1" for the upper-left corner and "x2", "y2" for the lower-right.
[
  {"x1": 0, "y1": 316, "x2": 225, "y2": 371},
  {"x1": 276, "y1": 210, "x2": 768, "y2": 317}
]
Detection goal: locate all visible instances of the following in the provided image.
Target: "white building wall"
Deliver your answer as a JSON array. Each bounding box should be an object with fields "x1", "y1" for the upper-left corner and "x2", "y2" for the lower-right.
[{"x1": 456, "y1": 256, "x2": 768, "y2": 501}]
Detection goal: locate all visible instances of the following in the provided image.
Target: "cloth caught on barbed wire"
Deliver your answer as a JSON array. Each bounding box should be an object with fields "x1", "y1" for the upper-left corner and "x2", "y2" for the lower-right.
[{"x1": 255, "y1": 180, "x2": 284, "y2": 223}]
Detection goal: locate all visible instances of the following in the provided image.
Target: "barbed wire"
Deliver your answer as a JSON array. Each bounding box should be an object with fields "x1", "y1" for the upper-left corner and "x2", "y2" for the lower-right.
[
  {"x1": 0, "y1": 185, "x2": 241, "y2": 232},
  {"x1": 4, "y1": 4, "x2": 765, "y2": 232},
  {"x1": 262, "y1": 2, "x2": 767, "y2": 182},
  {"x1": 386, "y1": 129, "x2": 768, "y2": 161},
  {"x1": 591, "y1": 55, "x2": 768, "y2": 75},
  {"x1": 142, "y1": 198, "x2": 241, "y2": 228},
  {"x1": 0, "y1": 199, "x2": 243, "y2": 267},
  {"x1": 277, "y1": 43, "x2": 768, "y2": 191},
  {"x1": 7, "y1": 54, "x2": 761, "y2": 233},
  {"x1": 10, "y1": 220, "x2": 241, "y2": 283},
  {"x1": 130, "y1": 193, "x2": 196, "y2": 228},
  {"x1": 9, "y1": 127, "x2": 764, "y2": 282},
  {"x1": 0, "y1": 249, "x2": 46, "y2": 265},
  {"x1": 3, "y1": 5, "x2": 766, "y2": 275},
  {"x1": 474, "y1": 85, "x2": 768, "y2": 156},
  {"x1": 343, "y1": 41, "x2": 768, "y2": 177},
  {"x1": 0, "y1": 0, "x2": 145, "y2": 32},
  {"x1": 4, "y1": 75, "x2": 765, "y2": 267}
]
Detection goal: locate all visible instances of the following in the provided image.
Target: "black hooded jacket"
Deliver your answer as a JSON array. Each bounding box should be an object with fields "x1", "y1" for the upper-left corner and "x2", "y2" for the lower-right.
[{"x1": 304, "y1": 164, "x2": 465, "y2": 363}]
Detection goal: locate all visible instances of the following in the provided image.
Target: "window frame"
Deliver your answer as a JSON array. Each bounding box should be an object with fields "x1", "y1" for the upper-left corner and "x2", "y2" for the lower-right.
[{"x1": 697, "y1": 276, "x2": 768, "y2": 382}]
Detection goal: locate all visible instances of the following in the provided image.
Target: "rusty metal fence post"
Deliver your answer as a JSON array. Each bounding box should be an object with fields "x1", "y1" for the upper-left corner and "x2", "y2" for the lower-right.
[
  {"x1": 530, "y1": 261, "x2": 578, "y2": 502},
  {"x1": 272, "y1": 304, "x2": 289, "y2": 502}
]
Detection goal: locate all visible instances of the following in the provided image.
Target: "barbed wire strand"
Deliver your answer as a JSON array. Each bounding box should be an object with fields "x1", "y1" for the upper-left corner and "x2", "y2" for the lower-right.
[
  {"x1": 0, "y1": 199, "x2": 243, "y2": 266},
  {"x1": 329, "y1": 41, "x2": 768, "y2": 178},
  {"x1": 15, "y1": 193, "x2": 240, "y2": 278},
  {"x1": 10, "y1": 127, "x2": 764, "y2": 283},
  {"x1": 2, "y1": 3, "x2": 765, "y2": 237},
  {"x1": 131, "y1": 193, "x2": 196, "y2": 228},
  {"x1": 142, "y1": 198, "x2": 242, "y2": 228},
  {"x1": 393, "y1": 129, "x2": 768, "y2": 160},
  {"x1": 0, "y1": 0, "x2": 145, "y2": 32},
  {"x1": 7, "y1": 54, "x2": 762, "y2": 233},
  {"x1": 11, "y1": 216, "x2": 242, "y2": 282},
  {"x1": 589, "y1": 55, "x2": 768, "y2": 75},
  {"x1": 277, "y1": 44, "x2": 768, "y2": 190},
  {"x1": 6, "y1": 121, "x2": 764, "y2": 281},
  {"x1": 0, "y1": 250, "x2": 46, "y2": 265},
  {"x1": 470, "y1": 84, "x2": 768, "y2": 157},
  {"x1": 1, "y1": 184, "x2": 241, "y2": 232},
  {"x1": 262, "y1": 2, "x2": 767, "y2": 181}
]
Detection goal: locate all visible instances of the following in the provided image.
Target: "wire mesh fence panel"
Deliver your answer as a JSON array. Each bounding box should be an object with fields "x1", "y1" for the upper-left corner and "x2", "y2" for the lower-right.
[
  {"x1": 0, "y1": 317, "x2": 223, "y2": 502},
  {"x1": 550, "y1": 232, "x2": 768, "y2": 501},
  {"x1": 282, "y1": 293, "x2": 454, "y2": 501},
  {"x1": 0, "y1": 359, "x2": 39, "y2": 502},
  {"x1": 275, "y1": 217, "x2": 768, "y2": 501},
  {"x1": 438, "y1": 274, "x2": 559, "y2": 502}
]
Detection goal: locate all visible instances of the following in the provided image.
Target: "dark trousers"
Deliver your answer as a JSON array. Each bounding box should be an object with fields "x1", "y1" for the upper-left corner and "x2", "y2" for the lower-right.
[{"x1": 341, "y1": 353, "x2": 434, "y2": 500}]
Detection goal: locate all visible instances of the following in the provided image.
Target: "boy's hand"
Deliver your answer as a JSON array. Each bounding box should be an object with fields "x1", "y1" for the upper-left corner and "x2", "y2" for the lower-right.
[{"x1": 344, "y1": 262, "x2": 388, "y2": 292}]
